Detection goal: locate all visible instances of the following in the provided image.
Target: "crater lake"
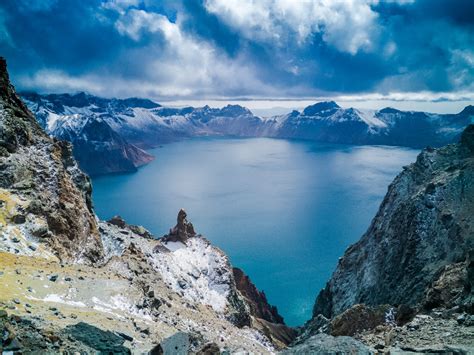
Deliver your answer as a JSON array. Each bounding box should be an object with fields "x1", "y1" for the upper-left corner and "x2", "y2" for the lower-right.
[{"x1": 91, "y1": 137, "x2": 419, "y2": 326}]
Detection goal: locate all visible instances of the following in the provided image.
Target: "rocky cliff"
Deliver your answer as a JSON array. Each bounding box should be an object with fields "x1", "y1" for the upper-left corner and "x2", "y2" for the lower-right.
[
  {"x1": 66, "y1": 118, "x2": 153, "y2": 176},
  {"x1": 0, "y1": 58, "x2": 292, "y2": 353},
  {"x1": 313, "y1": 125, "x2": 474, "y2": 319},
  {"x1": 291, "y1": 124, "x2": 474, "y2": 353},
  {"x1": 233, "y1": 267, "x2": 284, "y2": 325},
  {"x1": 0, "y1": 57, "x2": 102, "y2": 262}
]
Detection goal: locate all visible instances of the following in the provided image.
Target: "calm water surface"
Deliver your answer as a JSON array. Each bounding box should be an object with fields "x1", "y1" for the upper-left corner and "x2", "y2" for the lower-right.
[{"x1": 92, "y1": 137, "x2": 418, "y2": 326}]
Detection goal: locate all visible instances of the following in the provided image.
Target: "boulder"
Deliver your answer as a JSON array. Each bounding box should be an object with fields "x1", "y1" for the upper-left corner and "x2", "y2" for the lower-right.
[
  {"x1": 149, "y1": 332, "x2": 190, "y2": 355},
  {"x1": 65, "y1": 322, "x2": 130, "y2": 354},
  {"x1": 329, "y1": 304, "x2": 389, "y2": 337}
]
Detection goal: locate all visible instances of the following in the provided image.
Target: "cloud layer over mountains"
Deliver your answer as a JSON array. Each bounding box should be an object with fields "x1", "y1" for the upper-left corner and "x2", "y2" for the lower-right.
[{"x1": 1, "y1": 0, "x2": 473, "y2": 100}]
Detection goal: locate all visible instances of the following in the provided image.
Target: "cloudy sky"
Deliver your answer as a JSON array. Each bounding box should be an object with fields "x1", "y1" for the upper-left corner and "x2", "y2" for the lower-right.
[{"x1": 1, "y1": 0, "x2": 473, "y2": 111}]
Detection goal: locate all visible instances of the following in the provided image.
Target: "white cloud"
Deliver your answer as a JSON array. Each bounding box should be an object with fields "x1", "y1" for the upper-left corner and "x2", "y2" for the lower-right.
[
  {"x1": 114, "y1": 9, "x2": 165, "y2": 40},
  {"x1": 101, "y1": 0, "x2": 141, "y2": 15},
  {"x1": 19, "y1": 70, "x2": 103, "y2": 93},
  {"x1": 19, "y1": 8, "x2": 278, "y2": 99},
  {"x1": 204, "y1": 0, "x2": 381, "y2": 54}
]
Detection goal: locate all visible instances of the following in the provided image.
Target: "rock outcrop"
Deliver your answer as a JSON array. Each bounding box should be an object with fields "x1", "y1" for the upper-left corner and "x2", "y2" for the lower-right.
[
  {"x1": 313, "y1": 126, "x2": 474, "y2": 319},
  {"x1": 282, "y1": 333, "x2": 371, "y2": 354},
  {"x1": 0, "y1": 57, "x2": 102, "y2": 262},
  {"x1": 233, "y1": 267, "x2": 284, "y2": 324},
  {"x1": 289, "y1": 124, "x2": 474, "y2": 353},
  {"x1": 232, "y1": 267, "x2": 296, "y2": 348},
  {"x1": 161, "y1": 208, "x2": 196, "y2": 243},
  {"x1": 67, "y1": 118, "x2": 153, "y2": 176}
]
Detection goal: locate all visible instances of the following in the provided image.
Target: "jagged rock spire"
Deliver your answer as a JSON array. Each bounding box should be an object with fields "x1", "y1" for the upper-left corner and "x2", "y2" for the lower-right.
[{"x1": 163, "y1": 209, "x2": 196, "y2": 243}]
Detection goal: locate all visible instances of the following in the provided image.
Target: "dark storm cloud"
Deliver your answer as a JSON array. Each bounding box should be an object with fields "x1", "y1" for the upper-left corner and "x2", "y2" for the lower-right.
[{"x1": 0, "y1": 0, "x2": 472, "y2": 99}]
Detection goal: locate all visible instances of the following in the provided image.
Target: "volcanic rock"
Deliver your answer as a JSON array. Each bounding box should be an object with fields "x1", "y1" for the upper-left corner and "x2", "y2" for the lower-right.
[{"x1": 162, "y1": 209, "x2": 196, "y2": 243}]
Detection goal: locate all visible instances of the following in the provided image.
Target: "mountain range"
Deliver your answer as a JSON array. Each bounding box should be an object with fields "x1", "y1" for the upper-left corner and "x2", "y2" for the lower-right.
[{"x1": 22, "y1": 92, "x2": 474, "y2": 175}]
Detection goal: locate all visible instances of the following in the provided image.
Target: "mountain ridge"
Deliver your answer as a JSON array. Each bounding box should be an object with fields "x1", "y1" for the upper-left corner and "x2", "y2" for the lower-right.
[{"x1": 22, "y1": 92, "x2": 474, "y2": 175}]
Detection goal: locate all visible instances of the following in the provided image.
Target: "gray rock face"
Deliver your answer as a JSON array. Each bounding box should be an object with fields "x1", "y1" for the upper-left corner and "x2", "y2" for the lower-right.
[
  {"x1": 65, "y1": 322, "x2": 130, "y2": 354},
  {"x1": 161, "y1": 209, "x2": 196, "y2": 243},
  {"x1": 0, "y1": 57, "x2": 103, "y2": 262},
  {"x1": 152, "y1": 332, "x2": 190, "y2": 355},
  {"x1": 281, "y1": 333, "x2": 371, "y2": 354},
  {"x1": 313, "y1": 125, "x2": 474, "y2": 319}
]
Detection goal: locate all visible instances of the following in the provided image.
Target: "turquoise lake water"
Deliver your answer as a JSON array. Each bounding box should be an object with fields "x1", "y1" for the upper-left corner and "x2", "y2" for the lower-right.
[{"x1": 91, "y1": 137, "x2": 419, "y2": 326}]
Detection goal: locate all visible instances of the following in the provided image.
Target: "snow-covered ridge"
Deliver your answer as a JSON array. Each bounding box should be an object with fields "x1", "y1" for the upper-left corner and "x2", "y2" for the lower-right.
[
  {"x1": 22, "y1": 92, "x2": 474, "y2": 164},
  {"x1": 99, "y1": 216, "x2": 236, "y2": 314},
  {"x1": 152, "y1": 238, "x2": 232, "y2": 312}
]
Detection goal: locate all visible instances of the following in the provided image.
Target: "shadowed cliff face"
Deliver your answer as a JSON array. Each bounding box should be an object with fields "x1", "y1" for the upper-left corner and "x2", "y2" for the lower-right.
[
  {"x1": 233, "y1": 267, "x2": 284, "y2": 324},
  {"x1": 0, "y1": 57, "x2": 103, "y2": 262},
  {"x1": 0, "y1": 59, "x2": 43, "y2": 154},
  {"x1": 22, "y1": 91, "x2": 155, "y2": 176},
  {"x1": 284, "y1": 125, "x2": 474, "y2": 353},
  {"x1": 313, "y1": 124, "x2": 474, "y2": 320},
  {"x1": 69, "y1": 119, "x2": 154, "y2": 176}
]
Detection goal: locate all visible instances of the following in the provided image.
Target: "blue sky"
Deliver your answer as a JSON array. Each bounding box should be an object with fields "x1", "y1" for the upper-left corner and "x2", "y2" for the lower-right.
[{"x1": 1, "y1": 0, "x2": 473, "y2": 110}]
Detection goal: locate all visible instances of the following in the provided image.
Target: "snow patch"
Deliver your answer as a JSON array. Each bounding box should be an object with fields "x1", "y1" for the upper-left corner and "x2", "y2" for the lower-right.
[
  {"x1": 28, "y1": 293, "x2": 87, "y2": 308},
  {"x1": 92, "y1": 295, "x2": 153, "y2": 321},
  {"x1": 164, "y1": 241, "x2": 186, "y2": 251},
  {"x1": 356, "y1": 109, "x2": 387, "y2": 128},
  {"x1": 151, "y1": 237, "x2": 231, "y2": 312}
]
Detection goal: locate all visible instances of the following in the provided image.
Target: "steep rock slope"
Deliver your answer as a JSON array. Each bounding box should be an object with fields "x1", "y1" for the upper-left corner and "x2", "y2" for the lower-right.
[
  {"x1": 0, "y1": 58, "x2": 292, "y2": 353},
  {"x1": 233, "y1": 267, "x2": 284, "y2": 324},
  {"x1": 0, "y1": 58, "x2": 102, "y2": 262},
  {"x1": 313, "y1": 126, "x2": 474, "y2": 319},
  {"x1": 64, "y1": 119, "x2": 153, "y2": 176},
  {"x1": 287, "y1": 125, "x2": 474, "y2": 352},
  {"x1": 0, "y1": 210, "x2": 293, "y2": 353}
]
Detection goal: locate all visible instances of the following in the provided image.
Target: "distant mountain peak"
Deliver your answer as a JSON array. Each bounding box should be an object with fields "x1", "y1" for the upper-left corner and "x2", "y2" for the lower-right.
[
  {"x1": 21, "y1": 92, "x2": 161, "y2": 110},
  {"x1": 459, "y1": 105, "x2": 474, "y2": 116},
  {"x1": 220, "y1": 104, "x2": 251, "y2": 116},
  {"x1": 118, "y1": 97, "x2": 161, "y2": 109},
  {"x1": 302, "y1": 101, "x2": 340, "y2": 116},
  {"x1": 379, "y1": 107, "x2": 401, "y2": 114}
]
